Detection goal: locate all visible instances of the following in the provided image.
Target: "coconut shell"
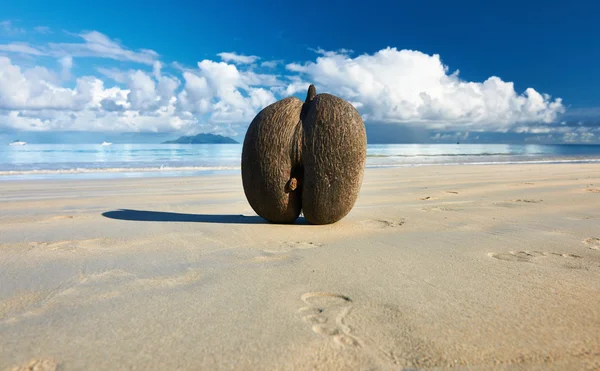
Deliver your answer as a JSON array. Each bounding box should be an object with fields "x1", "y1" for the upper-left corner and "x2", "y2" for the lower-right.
[
  {"x1": 300, "y1": 91, "x2": 367, "y2": 225},
  {"x1": 241, "y1": 97, "x2": 304, "y2": 223}
]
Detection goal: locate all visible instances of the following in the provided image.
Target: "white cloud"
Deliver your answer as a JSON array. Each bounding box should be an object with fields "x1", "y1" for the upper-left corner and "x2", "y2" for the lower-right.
[
  {"x1": 48, "y1": 31, "x2": 159, "y2": 65},
  {"x1": 34, "y1": 26, "x2": 52, "y2": 34},
  {"x1": 0, "y1": 56, "x2": 196, "y2": 132},
  {"x1": 177, "y1": 71, "x2": 212, "y2": 114},
  {"x1": 0, "y1": 30, "x2": 577, "y2": 139},
  {"x1": 0, "y1": 30, "x2": 159, "y2": 65},
  {"x1": 217, "y1": 52, "x2": 259, "y2": 65},
  {"x1": 562, "y1": 128, "x2": 596, "y2": 143},
  {"x1": 286, "y1": 47, "x2": 564, "y2": 131},
  {"x1": 0, "y1": 21, "x2": 25, "y2": 35},
  {"x1": 0, "y1": 56, "x2": 73, "y2": 110},
  {"x1": 260, "y1": 60, "x2": 281, "y2": 68},
  {"x1": 0, "y1": 42, "x2": 44, "y2": 56},
  {"x1": 96, "y1": 67, "x2": 128, "y2": 83},
  {"x1": 430, "y1": 132, "x2": 468, "y2": 141},
  {"x1": 59, "y1": 55, "x2": 73, "y2": 80},
  {"x1": 189, "y1": 59, "x2": 277, "y2": 123},
  {"x1": 126, "y1": 70, "x2": 157, "y2": 110},
  {"x1": 310, "y1": 47, "x2": 354, "y2": 57}
]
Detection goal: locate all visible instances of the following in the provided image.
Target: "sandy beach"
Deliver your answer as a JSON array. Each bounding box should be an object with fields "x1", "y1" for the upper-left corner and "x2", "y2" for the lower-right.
[{"x1": 1, "y1": 164, "x2": 599, "y2": 370}]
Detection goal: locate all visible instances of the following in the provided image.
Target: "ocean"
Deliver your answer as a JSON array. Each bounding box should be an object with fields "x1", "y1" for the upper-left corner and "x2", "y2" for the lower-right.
[{"x1": 1, "y1": 143, "x2": 600, "y2": 180}]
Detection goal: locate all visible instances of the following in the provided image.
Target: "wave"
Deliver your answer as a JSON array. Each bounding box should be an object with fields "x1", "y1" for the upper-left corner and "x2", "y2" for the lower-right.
[
  {"x1": 368, "y1": 152, "x2": 523, "y2": 158},
  {"x1": 1, "y1": 158, "x2": 599, "y2": 177},
  {"x1": 366, "y1": 158, "x2": 600, "y2": 167},
  {"x1": 0, "y1": 165, "x2": 241, "y2": 176}
]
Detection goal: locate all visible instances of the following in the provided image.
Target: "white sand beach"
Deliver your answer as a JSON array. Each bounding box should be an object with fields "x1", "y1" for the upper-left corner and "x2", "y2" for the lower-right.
[{"x1": 1, "y1": 164, "x2": 599, "y2": 370}]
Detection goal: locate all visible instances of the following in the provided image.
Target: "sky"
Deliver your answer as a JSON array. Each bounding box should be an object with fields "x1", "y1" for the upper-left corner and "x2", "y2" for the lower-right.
[{"x1": 0, "y1": 0, "x2": 598, "y2": 144}]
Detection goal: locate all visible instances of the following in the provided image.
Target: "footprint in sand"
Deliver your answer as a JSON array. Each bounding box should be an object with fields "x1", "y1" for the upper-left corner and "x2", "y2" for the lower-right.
[
  {"x1": 361, "y1": 219, "x2": 405, "y2": 229},
  {"x1": 6, "y1": 359, "x2": 58, "y2": 371},
  {"x1": 584, "y1": 238, "x2": 600, "y2": 250},
  {"x1": 298, "y1": 292, "x2": 361, "y2": 347},
  {"x1": 489, "y1": 251, "x2": 588, "y2": 269},
  {"x1": 586, "y1": 188, "x2": 600, "y2": 193},
  {"x1": 513, "y1": 199, "x2": 543, "y2": 203}
]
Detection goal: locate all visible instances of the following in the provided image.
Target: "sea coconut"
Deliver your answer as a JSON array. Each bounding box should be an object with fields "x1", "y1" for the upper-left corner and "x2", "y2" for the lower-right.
[{"x1": 241, "y1": 85, "x2": 366, "y2": 224}]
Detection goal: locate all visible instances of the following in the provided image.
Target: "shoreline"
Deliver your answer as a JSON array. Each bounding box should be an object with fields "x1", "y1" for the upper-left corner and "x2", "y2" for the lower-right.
[
  {"x1": 1, "y1": 157, "x2": 600, "y2": 181},
  {"x1": 1, "y1": 163, "x2": 599, "y2": 370}
]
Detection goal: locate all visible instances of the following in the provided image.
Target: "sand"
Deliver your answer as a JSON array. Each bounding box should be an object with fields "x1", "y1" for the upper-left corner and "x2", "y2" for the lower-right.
[{"x1": 0, "y1": 164, "x2": 599, "y2": 370}]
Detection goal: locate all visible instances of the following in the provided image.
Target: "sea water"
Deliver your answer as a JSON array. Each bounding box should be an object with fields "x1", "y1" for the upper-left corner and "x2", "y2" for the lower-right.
[{"x1": 1, "y1": 143, "x2": 599, "y2": 180}]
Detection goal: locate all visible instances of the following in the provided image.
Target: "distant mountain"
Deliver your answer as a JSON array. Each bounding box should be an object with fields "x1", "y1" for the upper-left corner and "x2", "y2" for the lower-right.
[{"x1": 162, "y1": 133, "x2": 238, "y2": 144}]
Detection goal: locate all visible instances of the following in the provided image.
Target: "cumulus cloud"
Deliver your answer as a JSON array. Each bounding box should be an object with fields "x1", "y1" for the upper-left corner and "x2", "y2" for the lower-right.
[
  {"x1": 0, "y1": 57, "x2": 73, "y2": 110},
  {"x1": 217, "y1": 52, "x2": 259, "y2": 65},
  {"x1": 0, "y1": 51, "x2": 274, "y2": 134},
  {"x1": 286, "y1": 48, "x2": 564, "y2": 131},
  {"x1": 182, "y1": 59, "x2": 277, "y2": 123},
  {"x1": 0, "y1": 55, "x2": 192, "y2": 132},
  {"x1": 0, "y1": 27, "x2": 583, "y2": 140}
]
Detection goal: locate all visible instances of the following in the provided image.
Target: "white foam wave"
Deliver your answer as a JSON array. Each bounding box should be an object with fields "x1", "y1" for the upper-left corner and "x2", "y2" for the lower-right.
[
  {"x1": 366, "y1": 158, "x2": 600, "y2": 168},
  {"x1": 0, "y1": 165, "x2": 241, "y2": 176},
  {"x1": 1, "y1": 158, "x2": 599, "y2": 178}
]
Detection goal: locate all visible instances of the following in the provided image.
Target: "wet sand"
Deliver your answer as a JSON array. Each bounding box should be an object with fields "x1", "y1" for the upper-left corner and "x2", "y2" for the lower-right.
[{"x1": 1, "y1": 164, "x2": 599, "y2": 370}]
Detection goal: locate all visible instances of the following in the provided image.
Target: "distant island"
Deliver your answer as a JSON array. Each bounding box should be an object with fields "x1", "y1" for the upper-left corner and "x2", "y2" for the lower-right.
[{"x1": 162, "y1": 133, "x2": 238, "y2": 144}]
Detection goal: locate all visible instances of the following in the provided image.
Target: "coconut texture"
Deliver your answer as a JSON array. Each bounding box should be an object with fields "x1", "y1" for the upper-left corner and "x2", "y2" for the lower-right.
[
  {"x1": 301, "y1": 92, "x2": 367, "y2": 224},
  {"x1": 241, "y1": 97, "x2": 304, "y2": 223},
  {"x1": 241, "y1": 85, "x2": 366, "y2": 224}
]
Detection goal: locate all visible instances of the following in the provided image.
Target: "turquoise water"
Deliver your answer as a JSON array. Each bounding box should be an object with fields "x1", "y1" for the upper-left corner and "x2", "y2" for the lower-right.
[{"x1": 1, "y1": 143, "x2": 600, "y2": 180}]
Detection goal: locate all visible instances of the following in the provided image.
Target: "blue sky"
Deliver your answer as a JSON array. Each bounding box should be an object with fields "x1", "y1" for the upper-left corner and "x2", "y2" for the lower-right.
[{"x1": 0, "y1": 0, "x2": 598, "y2": 143}]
